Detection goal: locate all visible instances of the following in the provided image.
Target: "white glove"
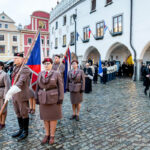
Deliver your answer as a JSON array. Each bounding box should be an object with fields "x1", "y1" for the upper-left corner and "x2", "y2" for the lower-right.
[
  {"x1": 88, "y1": 75, "x2": 93, "y2": 80},
  {"x1": 5, "y1": 85, "x2": 21, "y2": 102}
]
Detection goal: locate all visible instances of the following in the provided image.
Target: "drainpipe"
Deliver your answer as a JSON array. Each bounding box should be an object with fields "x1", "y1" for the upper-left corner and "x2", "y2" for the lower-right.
[{"x1": 130, "y1": 0, "x2": 137, "y2": 81}]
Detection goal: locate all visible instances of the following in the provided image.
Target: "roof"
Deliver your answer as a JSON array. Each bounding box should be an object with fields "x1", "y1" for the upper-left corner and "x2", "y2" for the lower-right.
[
  {"x1": 31, "y1": 11, "x2": 50, "y2": 19},
  {"x1": 0, "y1": 12, "x2": 15, "y2": 23}
]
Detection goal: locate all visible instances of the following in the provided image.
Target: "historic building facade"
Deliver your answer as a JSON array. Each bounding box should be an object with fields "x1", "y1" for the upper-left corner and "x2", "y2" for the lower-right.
[
  {"x1": 0, "y1": 12, "x2": 23, "y2": 61},
  {"x1": 49, "y1": 0, "x2": 150, "y2": 80},
  {"x1": 22, "y1": 11, "x2": 50, "y2": 57}
]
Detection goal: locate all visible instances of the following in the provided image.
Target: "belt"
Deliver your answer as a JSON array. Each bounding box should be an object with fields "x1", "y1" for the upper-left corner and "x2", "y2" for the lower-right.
[
  {"x1": 0, "y1": 86, "x2": 5, "y2": 88},
  {"x1": 40, "y1": 88, "x2": 56, "y2": 91}
]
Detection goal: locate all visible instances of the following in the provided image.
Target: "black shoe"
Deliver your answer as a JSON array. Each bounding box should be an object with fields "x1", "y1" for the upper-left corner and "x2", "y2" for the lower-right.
[
  {"x1": 17, "y1": 118, "x2": 29, "y2": 141},
  {"x1": 17, "y1": 130, "x2": 28, "y2": 141},
  {"x1": 76, "y1": 116, "x2": 79, "y2": 121},
  {"x1": 12, "y1": 118, "x2": 23, "y2": 138},
  {"x1": 70, "y1": 115, "x2": 76, "y2": 120}
]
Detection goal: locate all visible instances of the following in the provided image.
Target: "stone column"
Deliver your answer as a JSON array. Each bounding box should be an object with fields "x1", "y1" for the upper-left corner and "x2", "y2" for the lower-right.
[{"x1": 136, "y1": 59, "x2": 143, "y2": 81}]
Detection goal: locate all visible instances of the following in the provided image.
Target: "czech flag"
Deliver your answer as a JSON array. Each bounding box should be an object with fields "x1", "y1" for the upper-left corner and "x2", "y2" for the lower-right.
[
  {"x1": 104, "y1": 21, "x2": 108, "y2": 34},
  {"x1": 64, "y1": 48, "x2": 71, "y2": 93},
  {"x1": 26, "y1": 33, "x2": 41, "y2": 90},
  {"x1": 88, "y1": 28, "x2": 91, "y2": 38}
]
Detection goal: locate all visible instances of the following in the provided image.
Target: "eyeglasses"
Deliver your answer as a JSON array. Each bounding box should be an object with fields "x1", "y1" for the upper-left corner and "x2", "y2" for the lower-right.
[{"x1": 44, "y1": 62, "x2": 51, "y2": 66}]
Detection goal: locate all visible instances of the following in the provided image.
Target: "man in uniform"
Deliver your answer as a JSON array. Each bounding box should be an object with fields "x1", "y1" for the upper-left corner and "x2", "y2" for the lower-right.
[
  {"x1": 52, "y1": 54, "x2": 65, "y2": 82},
  {"x1": 5, "y1": 52, "x2": 31, "y2": 141},
  {"x1": 0, "y1": 61, "x2": 10, "y2": 130}
]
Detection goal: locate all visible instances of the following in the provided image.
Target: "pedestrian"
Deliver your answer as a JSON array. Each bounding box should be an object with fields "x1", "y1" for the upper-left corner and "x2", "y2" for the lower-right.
[
  {"x1": 84, "y1": 63, "x2": 93, "y2": 93},
  {"x1": 0, "y1": 61, "x2": 10, "y2": 130},
  {"x1": 5, "y1": 52, "x2": 31, "y2": 141},
  {"x1": 143, "y1": 65, "x2": 150, "y2": 95},
  {"x1": 66, "y1": 60, "x2": 85, "y2": 121},
  {"x1": 35, "y1": 58, "x2": 64, "y2": 145},
  {"x1": 52, "y1": 54, "x2": 65, "y2": 81},
  {"x1": 93, "y1": 63, "x2": 98, "y2": 84},
  {"x1": 103, "y1": 64, "x2": 107, "y2": 84}
]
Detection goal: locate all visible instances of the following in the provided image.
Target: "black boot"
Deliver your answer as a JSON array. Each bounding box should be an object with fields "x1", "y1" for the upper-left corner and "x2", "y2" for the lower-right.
[
  {"x1": 12, "y1": 118, "x2": 23, "y2": 138},
  {"x1": 17, "y1": 118, "x2": 29, "y2": 141}
]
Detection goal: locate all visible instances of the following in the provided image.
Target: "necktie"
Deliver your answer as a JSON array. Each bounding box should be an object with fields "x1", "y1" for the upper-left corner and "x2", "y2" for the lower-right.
[
  {"x1": 74, "y1": 70, "x2": 76, "y2": 75},
  {"x1": 45, "y1": 72, "x2": 48, "y2": 78}
]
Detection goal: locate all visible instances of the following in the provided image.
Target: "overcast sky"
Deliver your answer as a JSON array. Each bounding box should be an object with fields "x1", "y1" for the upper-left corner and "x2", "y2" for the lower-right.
[{"x1": 0, "y1": 0, "x2": 61, "y2": 27}]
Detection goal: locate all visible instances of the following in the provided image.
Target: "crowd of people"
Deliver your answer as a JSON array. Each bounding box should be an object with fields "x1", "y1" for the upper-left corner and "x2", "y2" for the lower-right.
[
  {"x1": 0, "y1": 53, "x2": 143, "y2": 145},
  {"x1": 0, "y1": 53, "x2": 86, "y2": 144}
]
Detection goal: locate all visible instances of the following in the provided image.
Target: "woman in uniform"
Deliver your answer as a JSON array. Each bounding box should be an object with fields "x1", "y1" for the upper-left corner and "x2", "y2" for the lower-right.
[
  {"x1": 67, "y1": 60, "x2": 85, "y2": 121},
  {"x1": 35, "y1": 58, "x2": 64, "y2": 145},
  {"x1": 0, "y1": 61, "x2": 10, "y2": 130}
]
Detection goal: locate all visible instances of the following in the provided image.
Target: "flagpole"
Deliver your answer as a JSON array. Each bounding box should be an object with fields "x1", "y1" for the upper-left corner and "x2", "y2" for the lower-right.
[{"x1": 0, "y1": 28, "x2": 41, "y2": 117}]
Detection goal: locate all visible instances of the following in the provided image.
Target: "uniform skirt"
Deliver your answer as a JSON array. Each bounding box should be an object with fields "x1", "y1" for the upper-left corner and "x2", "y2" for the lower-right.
[
  {"x1": 70, "y1": 92, "x2": 83, "y2": 104},
  {"x1": 40, "y1": 104, "x2": 62, "y2": 121},
  {"x1": 29, "y1": 88, "x2": 35, "y2": 99}
]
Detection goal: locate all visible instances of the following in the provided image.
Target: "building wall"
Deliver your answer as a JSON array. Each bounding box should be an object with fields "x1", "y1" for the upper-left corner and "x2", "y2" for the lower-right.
[
  {"x1": 23, "y1": 11, "x2": 50, "y2": 58},
  {"x1": 49, "y1": 0, "x2": 150, "y2": 80}
]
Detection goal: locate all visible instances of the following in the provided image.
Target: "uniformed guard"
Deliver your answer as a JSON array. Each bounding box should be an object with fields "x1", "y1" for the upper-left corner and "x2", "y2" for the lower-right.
[
  {"x1": 52, "y1": 54, "x2": 65, "y2": 81},
  {"x1": 5, "y1": 52, "x2": 31, "y2": 141},
  {"x1": 67, "y1": 60, "x2": 85, "y2": 121},
  {"x1": 35, "y1": 58, "x2": 64, "y2": 145},
  {"x1": 0, "y1": 61, "x2": 10, "y2": 130}
]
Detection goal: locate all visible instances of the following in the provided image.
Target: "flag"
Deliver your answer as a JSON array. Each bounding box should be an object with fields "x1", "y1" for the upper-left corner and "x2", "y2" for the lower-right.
[
  {"x1": 26, "y1": 33, "x2": 41, "y2": 91},
  {"x1": 104, "y1": 21, "x2": 108, "y2": 34},
  {"x1": 88, "y1": 28, "x2": 91, "y2": 38},
  {"x1": 98, "y1": 58, "x2": 103, "y2": 77},
  {"x1": 64, "y1": 48, "x2": 71, "y2": 93},
  {"x1": 76, "y1": 32, "x2": 79, "y2": 41}
]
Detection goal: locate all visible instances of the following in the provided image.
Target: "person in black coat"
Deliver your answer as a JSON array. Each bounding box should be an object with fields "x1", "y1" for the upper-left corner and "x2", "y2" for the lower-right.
[
  {"x1": 143, "y1": 65, "x2": 150, "y2": 95},
  {"x1": 84, "y1": 63, "x2": 93, "y2": 93},
  {"x1": 93, "y1": 64, "x2": 98, "y2": 84}
]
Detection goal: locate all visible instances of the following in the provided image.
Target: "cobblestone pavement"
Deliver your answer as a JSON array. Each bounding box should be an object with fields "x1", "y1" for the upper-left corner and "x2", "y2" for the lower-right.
[{"x1": 1, "y1": 78, "x2": 150, "y2": 150}]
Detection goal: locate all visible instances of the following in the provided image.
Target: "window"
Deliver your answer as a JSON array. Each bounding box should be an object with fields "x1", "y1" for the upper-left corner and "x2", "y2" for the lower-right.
[
  {"x1": 91, "y1": 0, "x2": 96, "y2": 11},
  {"x1": 47, "y1": 40, "x2": 49, "y2": 45},
  {"x1": 63, "y1": 16, "x2": 67, "y2": 26},
  {"x1": 2, "y1": 16, "x2": 5, "y2": 19},
  {"x1": 63, "y1": 35, "x2": 66, "y2": 47},
  {"x1": 0, "y1": 35, "x2": 4, "y2": 41},
  {"x1": 70, "y1": 15, "x2": 74, "y2": 25},
  {"x1": 83, "y1": 26, "x2": 90, "y2": 40},
  {"x1": 0, "y1": 24, "x2": 2, "y2": 28},
  {"x1": 13, "y1": 36, "x2": 17, "y2": 42},
  {"x1": 12, "y1": 46, "x2": 18, "y2": 53},
  {"x1": 106, "y1": 0, "x2": 112, "y2": 4},
  {"x1": 28, "y1": 38, "x2": 32, "y2": 44},
  {"x1": 96, "y1": 22, "x2": 104, "y2": 37},
  {"x1": 113, "y1": 15, "x2": 123, "y2": 33},
  {"x1": 5, "y1": 24, "x2": 8, "y2": 28},
  {"x1": 70, "y1": 32, "x2": 75, "y2": 45},
  {"x1": 47, "y1": 50, "x2": 49, "y2": 56},
  {"x1": 42, "y1": 39, "x2": 44, "y2": 45},
  {"x1": 55, "y1": 21, "x2": 58, "y2": 30},
  {"x1": 0, "y1": 45, "x2": 5, "y2": 53},
  {"x1": 55, "y1": 38, "x2": 58, "y2": 48}
]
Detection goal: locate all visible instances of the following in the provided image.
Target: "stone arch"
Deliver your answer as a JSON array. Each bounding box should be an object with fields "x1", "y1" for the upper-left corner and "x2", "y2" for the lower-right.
[
  {"x1": 140, "y1": 42, "x2": 150, "y2": 64},
  {"x1": 83, "y1": 46, "x2": 100, "y2": 65},
  {"x1": 105, "y1": 42, "x2": 132, "y2": 64}
]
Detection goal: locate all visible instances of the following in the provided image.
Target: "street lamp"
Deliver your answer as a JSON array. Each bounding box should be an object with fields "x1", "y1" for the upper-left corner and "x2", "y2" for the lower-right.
[{"x1": 73, "y1": 14, "x2": 77, "y2": 59}]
